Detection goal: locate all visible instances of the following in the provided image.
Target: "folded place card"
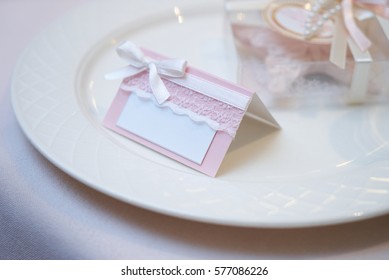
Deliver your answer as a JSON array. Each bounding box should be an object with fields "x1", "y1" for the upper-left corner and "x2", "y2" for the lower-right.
[{"x1": 103, "y1": 41, "x2": 279, "y2": 177}]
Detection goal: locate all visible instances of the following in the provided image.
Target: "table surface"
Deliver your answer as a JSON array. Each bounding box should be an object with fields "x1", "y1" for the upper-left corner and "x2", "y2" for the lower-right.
[{"x1": 1, "y1": 0, "x2": 389, "y2": 260}]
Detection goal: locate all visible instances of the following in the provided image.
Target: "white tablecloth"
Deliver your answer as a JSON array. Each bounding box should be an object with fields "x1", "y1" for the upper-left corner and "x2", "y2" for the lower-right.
[{"x1": 1, "y1": 0, "x2": 389, "y2": 260}]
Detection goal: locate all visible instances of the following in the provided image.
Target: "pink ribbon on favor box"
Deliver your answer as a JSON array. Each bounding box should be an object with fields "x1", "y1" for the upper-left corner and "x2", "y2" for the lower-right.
[{"x1": 342, "y1": 0, "x2": 389, "y2": 51}]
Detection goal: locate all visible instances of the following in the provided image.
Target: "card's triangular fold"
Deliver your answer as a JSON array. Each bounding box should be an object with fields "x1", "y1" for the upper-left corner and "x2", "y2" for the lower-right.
[{"x1": 246, "y1": 93, "x2": 280, "y2": 129}]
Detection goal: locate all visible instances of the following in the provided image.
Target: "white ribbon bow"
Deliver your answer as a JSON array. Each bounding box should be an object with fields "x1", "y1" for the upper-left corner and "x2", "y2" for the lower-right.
[{"x1": 106, "y1": 41, "x2": 187, "y2": 104}]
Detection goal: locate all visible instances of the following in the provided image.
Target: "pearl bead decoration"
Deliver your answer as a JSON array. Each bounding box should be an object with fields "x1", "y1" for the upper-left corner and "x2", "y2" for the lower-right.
[{"x1": 303, "y1": 0, "x2": 341, "y2": 39}]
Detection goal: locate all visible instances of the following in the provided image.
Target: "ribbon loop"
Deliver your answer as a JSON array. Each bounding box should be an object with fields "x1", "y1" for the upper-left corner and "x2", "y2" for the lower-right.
[
  {"x1": 304, "y1": 0, "x2": 389, "y2": 53},
  {"x1": 117, "y1": 41, "x2": 148, "y2": 68},
  {"x1": 114, "y1": 41, "x2": 187, "y2": 104}
]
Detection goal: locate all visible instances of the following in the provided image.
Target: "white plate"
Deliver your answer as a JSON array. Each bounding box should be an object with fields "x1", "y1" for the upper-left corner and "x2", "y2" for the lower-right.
[{"x1": 11, "y1": 0, "x2": 389, "y2": 228}]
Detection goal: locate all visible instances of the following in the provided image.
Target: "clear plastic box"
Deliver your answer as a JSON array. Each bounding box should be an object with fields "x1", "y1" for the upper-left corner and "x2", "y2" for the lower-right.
[{"x1": 225, "y1": 0, "x2": 389, "y2": 107}]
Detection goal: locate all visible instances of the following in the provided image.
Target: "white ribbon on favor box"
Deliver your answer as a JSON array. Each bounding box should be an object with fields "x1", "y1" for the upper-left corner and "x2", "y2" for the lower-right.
[
  {"x1": 343, "y1": 0, "x2": 389, "y2": 51},
  {"x1": 331, "y1": 0, "x2": 389, "y2": 68},
  {"x1": 328, "y1": 0, "x2": 389, "y2": 101}
]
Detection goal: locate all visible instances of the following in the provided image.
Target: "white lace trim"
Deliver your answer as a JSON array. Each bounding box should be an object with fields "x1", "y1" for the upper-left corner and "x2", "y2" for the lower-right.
[
  {"x1": 120, "y1": 84, "x2": 221, "y2": 132},
  {"x1": 121, "y1": 72, "x2": 246, "y2": 137}
]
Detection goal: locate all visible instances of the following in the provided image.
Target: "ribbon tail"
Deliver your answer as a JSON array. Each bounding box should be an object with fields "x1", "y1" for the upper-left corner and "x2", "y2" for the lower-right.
[
  {"x1": 347, "y1": 37, "x2": 372, "y2": 103},
  {"x1": 342, "y1": 0, "x2": 372, "y2": 52},
  {"x1": 330, "y1": 14, "x2": 348, "y2": 69},
  {"x1": 377, "y1": 16, "x2": 389, "y2": 40},
  {"x1": 148, "y1": 63, "x2": 170, "y2": 104}
]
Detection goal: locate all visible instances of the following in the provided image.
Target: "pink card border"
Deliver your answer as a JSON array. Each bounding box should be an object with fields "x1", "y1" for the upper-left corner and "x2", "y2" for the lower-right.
[{"x1": 103, "y1": 89, "x2": 232, "y2": 177}]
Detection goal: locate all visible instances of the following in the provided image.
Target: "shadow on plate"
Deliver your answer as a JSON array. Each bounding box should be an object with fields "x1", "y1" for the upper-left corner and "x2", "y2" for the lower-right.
[{"x1": 218, "y1": 115, "x2": 280, "y2": 176}]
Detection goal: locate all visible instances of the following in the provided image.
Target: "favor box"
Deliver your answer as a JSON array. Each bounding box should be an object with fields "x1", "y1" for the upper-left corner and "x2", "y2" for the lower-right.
[{"x1": 225, "y1": 0, "x2": 389, "y2": 106}]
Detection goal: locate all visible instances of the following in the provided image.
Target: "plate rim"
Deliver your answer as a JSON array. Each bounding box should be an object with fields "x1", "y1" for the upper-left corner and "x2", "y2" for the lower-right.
[{"x1": 11, "y1": 0, "x2": 389, "y2": 228}]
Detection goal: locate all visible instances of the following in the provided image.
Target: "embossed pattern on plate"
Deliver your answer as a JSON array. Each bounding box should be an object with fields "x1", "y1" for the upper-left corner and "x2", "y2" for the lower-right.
[{"x1": 11, "y1": 0, "x2": 389, "y2": 227}]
